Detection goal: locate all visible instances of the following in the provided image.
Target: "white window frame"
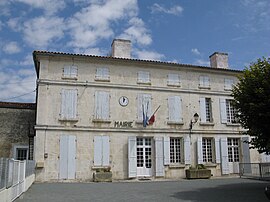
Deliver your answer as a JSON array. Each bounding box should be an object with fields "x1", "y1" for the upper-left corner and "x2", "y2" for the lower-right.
[
  {"x1": 137, "y1": 71, "x2": 151, "y2": 84},
  {"x1": 62, "y1": 65, "x2": 78, "y2": 79},
  {"x1": 224, "y1": 78, "x2": 234, "y2": 90},
  {"x1": 199, "y1": 75, "x2": 210, "y2": 89},
  {"x1": 169, "y1": 137, "x2": 182, "y2": 164},
  {"x1": 60, "y1": 89, "x2": 78, "y2": 120},
  {"x1": 95, "y1": 67, "x2": 110, "y2": 81},
  {"x1": 226, "y1": 99, "x2": 237, "y2": 123},
  {"x1": 167, "y1": 73, "x2": 181, "y2": 86},
  {"x1": 13, "y1": 145, "x2": 29, "y2": 160},
  {"x1": 228, "y1": 138, "x2": 240, "y2": 162},
  {"x1": 94, "y1": 91, "x2": 110, "y2": 121},
  {"x1": 202, "y1": 138, "x2": 214, "y2": 163},
  {"x1": 200, "y1": 98, "x2": 213, "y2": 123}
]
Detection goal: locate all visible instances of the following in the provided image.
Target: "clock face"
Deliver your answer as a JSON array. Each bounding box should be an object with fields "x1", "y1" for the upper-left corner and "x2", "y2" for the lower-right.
[{"x1": 119, "y1": 96, "x2": 129, "y2": 107}]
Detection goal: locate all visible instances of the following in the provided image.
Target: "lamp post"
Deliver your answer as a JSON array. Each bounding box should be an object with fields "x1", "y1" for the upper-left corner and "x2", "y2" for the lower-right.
[{"x1": 189, "y1": 113, "x2": 199, "y2": 138}]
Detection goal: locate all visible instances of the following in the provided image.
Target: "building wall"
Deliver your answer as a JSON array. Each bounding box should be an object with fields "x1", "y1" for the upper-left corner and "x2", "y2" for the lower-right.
[
  {"x1": 0, "y1": 103, "x2": 35, "y2": 158},
  {"x1": 34, "y1": 52, "x2": 253, "y2": 182}
]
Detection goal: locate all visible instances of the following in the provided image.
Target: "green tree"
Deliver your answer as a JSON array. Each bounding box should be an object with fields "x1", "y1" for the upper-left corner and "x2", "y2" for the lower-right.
[{"x1": 232, "y1": 57, "x2": 270, "y2": 154}]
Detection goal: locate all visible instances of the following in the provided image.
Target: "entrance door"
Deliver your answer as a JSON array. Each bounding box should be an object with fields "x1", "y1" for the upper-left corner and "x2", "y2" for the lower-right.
[
  {"x1": 228, "y1": 138, "x2": 240, "y2": 173},
  {"x1": 59, "y1": 135, "x2": 76, "y2": 179},
  {"x1": 136, "y1": 137, "x2": 152, "y2": 177}
]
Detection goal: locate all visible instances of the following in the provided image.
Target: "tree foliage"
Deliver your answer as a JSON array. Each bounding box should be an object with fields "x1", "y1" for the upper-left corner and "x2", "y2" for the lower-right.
[{"x1": 232, "y1": 57, "x2": 270, "y2": 154}]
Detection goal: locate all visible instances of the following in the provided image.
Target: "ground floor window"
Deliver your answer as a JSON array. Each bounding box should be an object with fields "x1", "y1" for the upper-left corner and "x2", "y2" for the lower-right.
[
  {"x1": 228, "y1": 138, "x2": 240, "y2": 162},
  {"x1": 137, "y1": 137, "x2": 152, "y2": 168},
  {"x1": 202, "y1": 138, "x2": 213, "y2": 163},
  {"x1": 170, "y1": 137, "x2": 181, "y2": 164},
  {"x1": 13, "y1": 145, "x2": 29, "y2": 160}
]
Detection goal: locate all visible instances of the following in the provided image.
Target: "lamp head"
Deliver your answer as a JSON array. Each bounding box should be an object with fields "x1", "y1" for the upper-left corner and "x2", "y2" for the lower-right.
[{"x1": 193, "y1": 113, "x2": 199, "y2": 123}]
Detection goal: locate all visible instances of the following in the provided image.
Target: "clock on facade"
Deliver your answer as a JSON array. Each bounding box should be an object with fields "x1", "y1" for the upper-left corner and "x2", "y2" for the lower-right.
[{"x1": 119, "y1": 96, "x2": 129, "y2": 107}]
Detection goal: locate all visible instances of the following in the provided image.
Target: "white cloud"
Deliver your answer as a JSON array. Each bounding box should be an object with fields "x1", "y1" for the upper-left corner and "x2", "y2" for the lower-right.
[
  {"x1": 151, "y1": 3, "x2": 183, "y2": 16},
  {"x1": 118, "y1": 17, "x2": 152, "y2": 46},
  {"x1": 68, "y1": 0, "x2": 138, "y2": 48},
  {"x1": 22, "y1": 16, "x2": 65, "y2": 48},
  {"x1": 191, "y1": 48, "x2": 200, "y2": 56},
  {"x1": 15, "y1": 0, "x2": 66, "y2": 15},
  {"x1": 0, "y1": 20, "x2": 3, "y2": 31},
  {"x1": 3, "y1": 41, "x2": 21, "y2": 54},
  {"x1": 20, "y1": 55, "x2": 33, "y2": 66},
  {"x1": 195, "y1": 59, "x2": 210, "y2": 66},
  {"x1": 134, "y1": 50, "x2": 165, "y2": 61}
]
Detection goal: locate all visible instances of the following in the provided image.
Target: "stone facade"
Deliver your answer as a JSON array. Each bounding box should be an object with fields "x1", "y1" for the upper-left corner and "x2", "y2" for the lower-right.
[
  {"x1": 0, "y1": 102, "x2": 36, "y2": 159},
  {"x1": 33, "y1": 40, "x2": 259, "y2": 182}
]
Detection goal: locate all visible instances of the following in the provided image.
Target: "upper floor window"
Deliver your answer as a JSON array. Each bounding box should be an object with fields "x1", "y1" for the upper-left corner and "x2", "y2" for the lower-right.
[
  {"x1": 60, "y1": 89, "x2": 78, "y2": 120},
  {"x1": 199, "y1": 98, "x2": 213, "y2": 123},
  {"x1": 224, "y1": 78, "x2": 234, "y2": 90},
  {"x1": 137, "y1": 93, "x2": 152, "y2": 121},
  {"x1": 63, "y1": 65, "x2": 78, "y2": 79},
  {"x1": 95, "y1": 67, "x2": 110, "y2": 81},
  {"x1": 168, "y1": 96, "x2": 183, "y2": 124},
  {"x1": 137, "y1": 71, "x2": 151, "y2": 84},
  {"x1": 199, "y1": 75, "x2": 210, "y2": 89},
  {"x1": 220, "y1": 98, "x2": 238, "y2": 124},
  {"x1": 167, "y1": 73, "x2": 180, "y2": 86},
  {"x1": 94, "y1": 91, "x2": 110, "y2": 120}
]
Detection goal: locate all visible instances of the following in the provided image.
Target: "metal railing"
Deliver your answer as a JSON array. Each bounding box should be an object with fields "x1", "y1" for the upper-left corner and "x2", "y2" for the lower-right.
[
  {"x1": 0, "y1": 158, "x2": 35, "y2": 201},
  {"x1": 239, "y1": 163, "x2": 270, "y2": 179}
]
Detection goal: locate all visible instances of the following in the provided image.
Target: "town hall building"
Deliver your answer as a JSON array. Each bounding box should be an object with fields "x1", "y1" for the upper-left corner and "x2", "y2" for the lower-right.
[{"x1": 33, "y1": 39, "x2": 256, "y2": 182}]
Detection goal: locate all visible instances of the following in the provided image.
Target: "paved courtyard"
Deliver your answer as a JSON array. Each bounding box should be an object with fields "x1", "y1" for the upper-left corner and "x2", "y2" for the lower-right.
[{"x1": 16, "y1": 178, "x2": 269, "y2": 202}]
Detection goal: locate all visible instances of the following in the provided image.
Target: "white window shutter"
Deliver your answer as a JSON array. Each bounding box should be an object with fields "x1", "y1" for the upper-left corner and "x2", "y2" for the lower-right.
[
  {"x1": 102, "y1": 92, "x2": 110, "y2": 119},
  {"x1": 102, "y1": 136, "x2": 110, "y2": 166},
  {"x1": 219, "y1": 98, "x2": 227, "y2": 123},
  {"x1": 168, "y1": 96, "x2": 182, "y2": 122},
  {"x1": 205, "y1": 76, "x2": 210, "y2": 87},
  {"x1": 59, "y1": 135, "x2": 68, "y2": 179},
  {"x1": 63, "y1": 66, "x2": 70, "y2": 77},
  {"x1": 70, "y1": 66, "x2": 78, "y2": 78},
  {"x1": 163, "y1": 136, "x2": 170, "y2": 165},
  {"x1": 199, "y1": 76, "x2": 204, "y2": 86},
  {"x1": 70, "y1": 89, "x2": 77, "y2": 119},
  {"x1": 94, "y1": 136, "x2": 102, "y2": 166},
  {"x1": 214, "y1": 137, "x2": 221, "y2": 163},
  {"x1": 241, "y1": 137, "x2": 251, "y2": 173},
  {"x1": 199, "y1": 98, "x2": 206, "y2": 123},
  {"x1": 220, "y1": 137, "x2": 229, "y2": 174},
  {"x1": 197, "y1": 137, "x2": 203, "y2": 164},
  {"x1": 61, "y1": 89, "x2": 67, "y2": 118},
  {"x1": 128, "y1": 136, "x2": 137, "y2": 178},
  {"x1": 168, "y1": 73, "x2": 180, "y2": 85},
  {"x1": 102, "y1": 68, "x2": 109, "y2": 79},
  {"x1": 137, "y1": 94, "x2": 143, "y2": 121},
  {"x1": 61, "y1": 89, "x2": 77, "y2": 119},
  {"x1": 68, "y1": 135, "x2": 76, "y2": 179},
  {"x1": 155, "y1": 137, "x2": 164, "y2": 177},
  {"x1": 138, "y1": 71, "x2": 150, "y2": 83},
  {"x1": 184, "y1": 136, "x2": 191, "y2": 165}
]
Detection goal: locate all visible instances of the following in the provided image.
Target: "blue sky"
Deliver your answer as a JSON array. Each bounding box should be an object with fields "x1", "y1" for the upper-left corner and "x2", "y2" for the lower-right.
[{"x1": 0, "y1": 0, "x2": 269, "y2": 103}]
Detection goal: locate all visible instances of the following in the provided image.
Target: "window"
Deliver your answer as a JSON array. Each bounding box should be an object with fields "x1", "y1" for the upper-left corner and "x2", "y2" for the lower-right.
[
  {"x1": 202, "y1": 138, "x2": 213, "y2": 163},
  {"x1": 94, "y1": 91, "x2": 110, "y2": 120},
  {"x1": 95, "y1": 67, "x2": 110, "y2": 81},
  {"x1": 226, "y1": 100, "x2": 237, "y2": 123},
  {"x1": 13, "y1": 145, "x2": 28, "y2": 160},
  {"x1": 168, "y1": 96, "x2": 183, "y2": 123},
  {"x1": 63, "y1": 65, "x2": 77, "y2": 79},
  {"x1": 224, "y1": 78, "x2": 234, "y2": 90},
  {"x1": 60, "y1": 89, "x2": 78, "y2": 120},
  {"x1": 228, "y1": 138, "x2": 240, "y2": 162},
  {"x1": 170, "y1": 138, "x2": 182, "y2": 164},
  {"x1": 167, "y1": 73, "x2": 180, "y2": 86},
  {"x1": 137, "y1": 93, "x2": 152, "y2": 121},
  {"x1": 94, "y1": 136, "x2": 110, "y2": 166},
  {"x1": 137, "y1": 71, "x2": 150, "y2": 84},
  {"x1": 199, "y1": 76, "x2": 210, "y2": 88},
  {"x1": 200, "y1": 98, "x2": 213, "y2": 123}
]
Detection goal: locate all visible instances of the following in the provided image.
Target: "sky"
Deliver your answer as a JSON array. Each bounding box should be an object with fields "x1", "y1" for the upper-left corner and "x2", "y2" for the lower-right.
[{"x1": 0, "y1": 0, "x2": 269, "y2": 103}]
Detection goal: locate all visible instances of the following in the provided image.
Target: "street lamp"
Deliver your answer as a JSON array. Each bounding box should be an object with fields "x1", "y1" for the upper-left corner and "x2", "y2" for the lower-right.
[{"x1": 189, "y1": 113, "x2": 199, "y2": 131}]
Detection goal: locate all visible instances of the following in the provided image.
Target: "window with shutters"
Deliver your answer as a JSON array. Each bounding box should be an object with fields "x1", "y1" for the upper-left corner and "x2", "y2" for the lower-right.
[
  {"x1": 170, "y1": 137, "x2": 182, "y2": 164},
  {"x1": 94, "y1": 136, "x2": 110, "y2": 167},
  {"x1": 94, "y1": 91, "x2": 110, "y2": 121},
  {"x1": 95, "y1": 67, "x2": 110, "y2": 81},
  {"x1": 60, "y1": 89, "x2": 78, "y2": 120},
  {"x1": 228, "y1": 138, "x2": 240, "y2": 162},
  {"x1": 168, "y1": 96, "x2": 183, "y2": 124},
  {"x1": 205, "y1": 98, "x2": 213, "y2": 122},
  {"x1": 226, "y1": 100, "x2": 237, "y2": 123},
  {"x1": 62, "y1": 65, "x2": 78, "y2": 79},
  {"x1": 167, "y1": 73, "x2": 181, "y2": 86},
  {"x1": 199, "y1": 75, "x2": 210, "y2": 89},
  {"x1": 224, "y1": 78, "x2": 234, "y2": 90},
  {"x1": 137, "y1": 71, "x2": 151, "y2": 84},
  {"x1": 202, "y1": 138, "x2": 213, "y2": 163},
  {"x1": 137, "y1": 93, "x2": 152, "y2": 121}
]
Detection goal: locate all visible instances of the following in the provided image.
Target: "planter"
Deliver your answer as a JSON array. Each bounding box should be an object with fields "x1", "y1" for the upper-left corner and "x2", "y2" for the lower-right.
[
  {"x1": 93, "y1": 171, "x2": 112, "y2": 182},
  {"x1": 185, "y1": 169, "x2": 211, "y2": 179}
]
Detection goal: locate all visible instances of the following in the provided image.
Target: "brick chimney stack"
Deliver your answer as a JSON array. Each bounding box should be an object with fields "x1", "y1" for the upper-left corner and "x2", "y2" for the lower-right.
[
  {"x1": 209, "y1": 52, "x2": 228, "y2": 69},
  {"x1": 111, "y1": 39, "x2": 131, "y2": 59}
]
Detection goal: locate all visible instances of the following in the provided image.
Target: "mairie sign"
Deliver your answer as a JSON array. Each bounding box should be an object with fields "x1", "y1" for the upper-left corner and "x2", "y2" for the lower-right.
[{"x1": 114, "y1": 121, "x2": 133, "y2": 128}]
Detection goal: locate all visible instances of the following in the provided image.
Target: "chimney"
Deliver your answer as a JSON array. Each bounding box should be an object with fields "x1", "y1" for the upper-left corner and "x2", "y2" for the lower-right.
[
  {"x1": 209, "y1": 52, "x2": 228, "y2": 69},
  {"x1": 111, "y1": 39, "x2": 131, "y2": 59}
]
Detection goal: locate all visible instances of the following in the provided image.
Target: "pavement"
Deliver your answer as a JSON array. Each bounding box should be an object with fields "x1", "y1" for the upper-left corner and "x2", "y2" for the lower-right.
[{"x1": 16, "y1": 178, "x2": 269, "y2": 202}]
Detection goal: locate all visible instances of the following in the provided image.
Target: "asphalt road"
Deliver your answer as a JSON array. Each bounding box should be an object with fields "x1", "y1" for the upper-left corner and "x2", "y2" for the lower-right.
[{"x1": 16, "y1": 178, "x2": 269, "y2": 202}]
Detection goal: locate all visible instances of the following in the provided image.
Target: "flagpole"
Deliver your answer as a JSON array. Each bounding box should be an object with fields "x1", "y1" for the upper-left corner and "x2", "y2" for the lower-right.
[{"x1": 149, "y1": 105, "x2": 161, "y2": 118}]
